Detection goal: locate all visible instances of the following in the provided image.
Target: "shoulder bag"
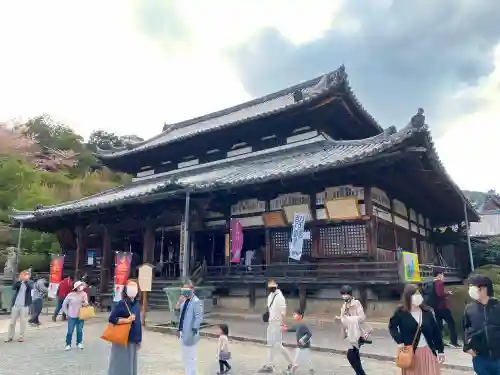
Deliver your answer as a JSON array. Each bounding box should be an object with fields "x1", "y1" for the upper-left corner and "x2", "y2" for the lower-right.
[
  {"x1": 262, "y1": 294, "x2": 278, "y2": 323},
  {"x1": 395, "y1": 311, "x2": 421, "y2": 369},
  {"x1": 101, "y1": 301, "x2": 133, "y2": 346}
]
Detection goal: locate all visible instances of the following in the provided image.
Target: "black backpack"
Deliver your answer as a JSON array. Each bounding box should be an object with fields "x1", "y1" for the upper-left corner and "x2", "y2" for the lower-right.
[{"x1": 421, "y1": 281, "x2": 438, "y2": 307}]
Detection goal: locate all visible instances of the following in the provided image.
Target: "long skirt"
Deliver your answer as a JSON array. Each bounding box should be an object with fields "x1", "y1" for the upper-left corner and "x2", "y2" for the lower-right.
[
  {"x1": 108, "y1": 343, "x2": 138, "y2": 375},
  {"x1": 402, "y1": 347, "x2": 441, "y2": 375}
]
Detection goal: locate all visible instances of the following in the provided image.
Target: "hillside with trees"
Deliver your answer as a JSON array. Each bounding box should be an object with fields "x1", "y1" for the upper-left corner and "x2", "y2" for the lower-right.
[{"x1": 0, "y1": 115, "x2": 142, "y2": 269}]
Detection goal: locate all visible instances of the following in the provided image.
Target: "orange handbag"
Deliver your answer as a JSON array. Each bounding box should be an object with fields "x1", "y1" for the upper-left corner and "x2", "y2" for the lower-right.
[
  {"x1": 396, "y1": 312, "x2": 421, "y2": 369},
  {"x1": 101, "y1": 302, "x2": 132, "y2": 346}
]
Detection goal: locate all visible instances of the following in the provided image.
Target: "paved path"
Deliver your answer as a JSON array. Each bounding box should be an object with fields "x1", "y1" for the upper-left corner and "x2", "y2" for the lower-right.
[
  {"x1": 0, "y1": 319, "x2": 469, "y2": 374},
  {"x1": 201, "y1": 316, "x2": 473, "y2": 371}
]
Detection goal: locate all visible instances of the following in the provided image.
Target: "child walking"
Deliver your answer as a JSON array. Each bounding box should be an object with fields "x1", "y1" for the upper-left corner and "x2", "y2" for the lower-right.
[
  {"x1": 282, "y1": 309, "x2": 314, "y2": 375},
  {"x1": 62, "y1": 281, "x2": 88, "y2": 351},
  {"x1": 217, "y1": 324, "x2": 231, "y2": 374}
]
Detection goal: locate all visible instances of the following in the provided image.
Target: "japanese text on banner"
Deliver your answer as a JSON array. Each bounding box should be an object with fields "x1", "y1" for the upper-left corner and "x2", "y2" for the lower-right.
[{"x1": 289, "y1": 213, "x2": 306, "y2": 261}]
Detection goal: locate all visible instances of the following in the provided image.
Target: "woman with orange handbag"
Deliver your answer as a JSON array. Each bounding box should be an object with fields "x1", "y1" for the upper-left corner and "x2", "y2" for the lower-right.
[
  {"x1": 389, "y1": 284, "x2": 445, "y2": 374},
  {"x1": 107, "y1": 279, "x2": 142, "y2": 375}
]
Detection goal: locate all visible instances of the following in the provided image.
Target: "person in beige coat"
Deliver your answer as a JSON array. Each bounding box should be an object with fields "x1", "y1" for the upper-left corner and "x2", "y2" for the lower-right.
[{"x1": 335, "y1": 285, "x2": 372, "y2": 375}]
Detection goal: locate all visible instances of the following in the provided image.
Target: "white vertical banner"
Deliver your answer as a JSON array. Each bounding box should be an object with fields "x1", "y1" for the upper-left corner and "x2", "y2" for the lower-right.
[{"x1": 289, "y1": 213, "x2": 306, "y2": 261}]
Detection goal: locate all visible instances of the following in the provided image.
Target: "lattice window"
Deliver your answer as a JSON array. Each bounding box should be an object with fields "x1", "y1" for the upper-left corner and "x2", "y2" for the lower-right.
[
  {"x1": 377, "y1": 221, "x2": 396, "y2": 250},
  {"x1": 271, "y1": 229, "x2": 311, "y2": 260},
  {"x1": 318, "y1": 224, "x2": 367, "y2": 256}
]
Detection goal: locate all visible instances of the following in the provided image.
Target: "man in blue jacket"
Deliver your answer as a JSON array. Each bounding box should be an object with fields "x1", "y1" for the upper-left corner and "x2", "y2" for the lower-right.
[
  {"x1": 5, "y1": 270, "x2": 33, "y2": 342},
  {"x1": 178, "y1": 283, "x2": 203, "y2": 375}
]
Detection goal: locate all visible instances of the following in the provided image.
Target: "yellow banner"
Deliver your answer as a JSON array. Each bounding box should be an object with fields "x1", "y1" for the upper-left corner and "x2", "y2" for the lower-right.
[{"x1": 402, "y1": 251, "x2": 422, "y2": 282}]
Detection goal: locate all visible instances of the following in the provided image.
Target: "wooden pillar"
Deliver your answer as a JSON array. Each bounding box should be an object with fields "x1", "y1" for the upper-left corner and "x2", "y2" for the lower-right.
[
  {"x1": 299, "y1": 284, "x2": 307, "y2": 312},
  {"x1": 359, "y1": 285, "x2": 368, "y2": 310},
  {"x1": 364, "y1": 186, "x2": 376, "y2": 257},
  {"x1": 100, "y1": 227, "x2": 111, "y2": 295},
  {"x1": 389, "y1": 198, "x2": 399, "y2": 250},
  {"x1": 142, "y1": 224, "x2": 155, "y2": 264},
  {"x1": 249, "y1": 284, "x2": 256, "y2": 309},
  {"x1": 265, "y1": 229, "x2": 271, "y2": 265},
  {"x1": 74, "y1": 226, "x2": 84, "y2": 279}
]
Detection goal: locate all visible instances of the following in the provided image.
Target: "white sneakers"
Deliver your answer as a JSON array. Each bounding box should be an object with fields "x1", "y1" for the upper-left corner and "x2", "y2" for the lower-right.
[{"x1": 65, "y1": 343, "x2": 84, "y2": 351}]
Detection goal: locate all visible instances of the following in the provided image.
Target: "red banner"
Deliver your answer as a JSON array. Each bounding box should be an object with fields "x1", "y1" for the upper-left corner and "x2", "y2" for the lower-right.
[
  {"x1": 113, "y1": 252, "x2": 132, "y2": 302},
  {"x1": 48, "y1": 254, "x2": 64, "y2": 299},
  {"x1": 230, "y1": 219, "x2": 244, "y2": 263},
  {"x1": 50, "y1": 255, "x2": 64, "y2": 284}
]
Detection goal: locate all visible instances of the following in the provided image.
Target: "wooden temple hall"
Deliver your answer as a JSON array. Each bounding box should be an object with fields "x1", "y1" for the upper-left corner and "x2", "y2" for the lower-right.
[{"x1": 11, "y1": 66, "x2": 479, "y2": 311}]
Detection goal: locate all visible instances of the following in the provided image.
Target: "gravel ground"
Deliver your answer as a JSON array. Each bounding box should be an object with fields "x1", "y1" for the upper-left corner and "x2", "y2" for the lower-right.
[{"x1": 0, "y1": 320, "x2": 471, "y2": 375}]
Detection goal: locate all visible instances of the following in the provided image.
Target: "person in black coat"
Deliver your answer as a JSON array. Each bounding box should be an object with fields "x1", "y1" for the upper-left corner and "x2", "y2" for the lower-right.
[{"x1": 389, "y1": 284, "x2": 445, "y2": 375}]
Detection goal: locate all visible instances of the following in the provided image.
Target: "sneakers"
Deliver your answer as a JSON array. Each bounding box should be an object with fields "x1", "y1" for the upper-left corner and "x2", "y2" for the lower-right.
[
  {"x1": 77, "y1": 343, "x2": 84, "y2": 350},
  {"x1": 258, "y1": 365, "x2": 274, "y2": 373},
  {"x1": 17, "y1": 338, "x2": 24, "y2": 342},
  {"x1": 4, "y1": 338, "x2": 12, "y2": 343},
  {"x1": 65, "y1": 345, "x2": 71, "y2": 351}
]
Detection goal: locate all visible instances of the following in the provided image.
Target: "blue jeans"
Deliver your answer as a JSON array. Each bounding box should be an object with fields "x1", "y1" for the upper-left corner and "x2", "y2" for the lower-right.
[
  {"x1": 54, "y1": 298, "x2": 66, "y2": 318},
  {"x1": 473, "y1": 356, "x2": 500, "y2": 375},
  {"x1": 66, "y1": 318, "x2": 84, "y2": 346}
]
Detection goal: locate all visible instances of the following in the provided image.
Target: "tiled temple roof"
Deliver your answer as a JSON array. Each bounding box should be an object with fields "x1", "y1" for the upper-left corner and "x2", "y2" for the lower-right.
[
  {"x1": 11, "y1": 123, "x2": 478, "y2": 223},
  {"x1": 96, "y1": 65, "x2": 384, "y2": 159}
]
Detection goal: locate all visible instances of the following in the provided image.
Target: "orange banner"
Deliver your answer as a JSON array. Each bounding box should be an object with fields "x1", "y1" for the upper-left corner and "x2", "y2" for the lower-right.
[{"x1": 49, "y1": 255, "x2": 64, "y2": 284}]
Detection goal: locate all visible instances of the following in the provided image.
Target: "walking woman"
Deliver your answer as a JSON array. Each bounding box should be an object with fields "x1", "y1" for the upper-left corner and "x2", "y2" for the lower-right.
[
  {"x1": 62, "y1": 281, "x2": 89, "y2": 350},
  {"x1": 389, "y1": 284, "x2": 445, "y2": 375},
  {"x1": 107, "y1": 279, "x2": 142, "y2": 375},
  {"x1": 335, "y1": 285, "x2": 372, "y2": 375}
]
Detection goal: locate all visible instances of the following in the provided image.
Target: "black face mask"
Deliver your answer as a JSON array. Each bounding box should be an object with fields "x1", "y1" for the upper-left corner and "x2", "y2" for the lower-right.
[{"x1": 268, "y1": 287, "x2": 277, "y2": 293}]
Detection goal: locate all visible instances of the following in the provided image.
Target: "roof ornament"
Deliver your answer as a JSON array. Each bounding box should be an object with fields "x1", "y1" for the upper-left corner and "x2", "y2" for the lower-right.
[
  {"x1": 293, "y1": 90, "x2": 303, "y2": 103},
  {"x1": 304, "y1": 74, "x2": 329, "y2": 99},
  {"x1": 410, "y1": 108, "x2": 425, "y2": 128}
]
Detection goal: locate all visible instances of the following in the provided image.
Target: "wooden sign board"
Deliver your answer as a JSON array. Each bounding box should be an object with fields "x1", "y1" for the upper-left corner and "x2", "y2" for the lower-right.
[
  {"x1": 325, "y1": 197, "x2": 360, "y2": 220},
  {"x1": 262, "y1": 212, "x2": 286, "y2": 228},
  {"x1": 283, "y1": 204, "x2": 312, "y2": 224},
  {"x1": 137, "y1": 263, "x2": 153, "y2": 292}
]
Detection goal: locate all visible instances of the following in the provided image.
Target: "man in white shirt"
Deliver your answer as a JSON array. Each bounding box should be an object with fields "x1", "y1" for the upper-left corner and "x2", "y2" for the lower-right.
[{"x1": 259, "y1": 280, "x2": 293, "y2": 373}]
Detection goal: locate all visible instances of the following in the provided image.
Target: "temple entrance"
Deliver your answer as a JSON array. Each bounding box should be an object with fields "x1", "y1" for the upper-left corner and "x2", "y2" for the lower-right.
[
  {"x1": 195, "y1": 230, "x2": 226, "y2": 267},
  {"x1": 241, "y1": 228, "x2": 266, "y2": 267},
  {"x1": 154, "y1": 229, "x2": 181, "y2": 279}
]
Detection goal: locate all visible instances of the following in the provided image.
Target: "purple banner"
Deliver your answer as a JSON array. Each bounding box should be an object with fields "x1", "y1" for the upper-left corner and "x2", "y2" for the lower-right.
[{"x1": 230, "y1": 219, "x2": 244, "y2": 263}]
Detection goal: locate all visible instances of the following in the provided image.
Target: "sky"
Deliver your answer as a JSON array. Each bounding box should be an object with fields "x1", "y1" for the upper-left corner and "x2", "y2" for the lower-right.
[{"x1": 0, "y1": 0, "x2": 499, "y2": 192}]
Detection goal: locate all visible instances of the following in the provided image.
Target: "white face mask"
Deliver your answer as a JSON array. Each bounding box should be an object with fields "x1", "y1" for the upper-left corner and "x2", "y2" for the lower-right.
[
  {"x1": 126, "y1": 286, "x2": 138, "y2": 299},
  {"x1": 469, "y1": 286, "x2": 480, "y2": 300},
  {"x1": 411, "y1": 294, "x2": 424, "y2": 306}
]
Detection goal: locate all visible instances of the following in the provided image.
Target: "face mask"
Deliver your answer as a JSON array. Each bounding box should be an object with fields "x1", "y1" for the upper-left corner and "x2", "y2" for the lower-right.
[
  {"x1": 126, "y1": 286, "x2": 138, "y2": 298},
  {"x1": 181, "y1": 289, "x2": 193, "y2": 298},
  {"x1": 268, "y1": 287, "x2": 277, "y2": 293},
  {"x1": 341, "y1": 295, "x2": 351, "y2": 302},
  {"x1": 469, "y1": 286, "x2": 480, "y2": 300},
  {"x1": 411, "y1": 294, "x2": 424, "y2": 306}
]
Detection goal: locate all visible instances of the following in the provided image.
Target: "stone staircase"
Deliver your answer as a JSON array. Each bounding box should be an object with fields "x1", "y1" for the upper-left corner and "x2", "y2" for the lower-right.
[{"x1": 106, "y1": 278, "x2": 180, "y2": 310}]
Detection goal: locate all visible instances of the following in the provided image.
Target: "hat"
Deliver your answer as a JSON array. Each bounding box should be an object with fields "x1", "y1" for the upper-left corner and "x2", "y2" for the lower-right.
[
  {"x1": 268, "y1": 280, "x2": 278, "y2": 288},
  {"x1": 73, "y1": 281, "x2": 84, "y2": 290},
  {"x1": 340, "y1": 285, "x2": 353, "y2": 295}
]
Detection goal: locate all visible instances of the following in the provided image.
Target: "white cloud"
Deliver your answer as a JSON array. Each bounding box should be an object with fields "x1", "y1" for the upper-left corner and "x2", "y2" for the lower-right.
[
  {"x1": 0, "y1": 1, "x2": 498, "y2": 192},
  {"x1": 435, "y1": 44, "x2": 500, "y2": 191}
]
